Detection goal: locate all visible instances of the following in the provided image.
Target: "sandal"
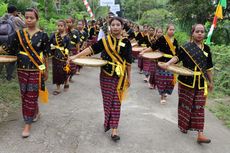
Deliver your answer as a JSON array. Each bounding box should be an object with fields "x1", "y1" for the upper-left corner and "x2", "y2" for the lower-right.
[
  {"x1": 53, "y1": 90, "x2": 61, "y2": 95},
  {"x1": 111, "y1": 135, "x2": 120, "y2": 142}
]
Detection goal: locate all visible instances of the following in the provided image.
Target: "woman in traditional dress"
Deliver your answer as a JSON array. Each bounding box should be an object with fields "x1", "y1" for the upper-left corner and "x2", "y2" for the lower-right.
[
  {"x1": 142, "y1": 27, "x2": 156, "y2": 85},
  {"x1": 160, "y1": 24, "x2": 213, "y2": 143},
  {"x1": 66, "y1": 18, "x2": 80, "y2": 77},
  {"x1": 140, "y1": 24, "x2": 179, "y2": 104},
  {"x1": 77, "y1": 20, "x2": 88, "y2": 50},
  {"x1": 87, "y1": 20, "x2": 97, "y2": 46},
  {"x1": 74, "y1": 20, "x2": 88, "y2": 74},
  {"x1": 148, "y1": 27, "x2": 163, "y2": 89},
  {"x1": 69, "y1": 17, "x2": 132, "y2": 142},
  {"x1": 0, "y1": 8, "x2": 51, "y2": 138},
  {"x1": 50, "y1": 20, "x2": 71, "y2": 94},
  {"x1": 136, "y1": 25, "x2": 151, "y2": 74}
]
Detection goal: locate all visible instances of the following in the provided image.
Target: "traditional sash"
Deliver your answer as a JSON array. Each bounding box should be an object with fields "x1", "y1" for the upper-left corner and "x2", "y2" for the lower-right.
[
  {"x1": 54, "y1": 32, "x2": 70, "y2": 73},
  {"x1": 68, "y1": 30, "x2": 79, "y2": 45},
  {"x1": 164, "y1": 35, "x2": 177, "y2": 84},
  {"x1": 164, "y1": 35, "x2": 176, "y2": 56},
  {"x1": 55, "y1": 32, "x2": 69, "y2": 56},
  {"x1": 102, "y1": 35, "x2": 129, "y2": 103},
  {"x1": 181, "y1": 42, "x2": 209, "y2": 95},
  {"x1": 141, "y1": 32, "x2": 145, "y2": 38},
  {"x1": 17, "y1": 29, "x2": 45, "y2": 70},
  {"x1": 17, "y1": 29, "x2": 48, "y2": 103}
]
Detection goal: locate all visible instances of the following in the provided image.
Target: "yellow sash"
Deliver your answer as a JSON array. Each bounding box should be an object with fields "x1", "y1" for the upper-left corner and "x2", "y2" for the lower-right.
[
  {"x1": 181, "y1": 46, "x2": 209, "y2": 96},
  {"x1": 54, "y1": 33, "x2": 70, "y2": 73},
  {"x1": 17, "y1": 29, "x2": 48, "y2": 103},
  {"x1": 164, "y1": 35, "x2": 176, "y2": 56},
  {"x1": 102, "y1": 35, "x2": 129, "y2": 103},
  {"x1": 163, "y1": 35, "x2": 177, "y2": 85}
]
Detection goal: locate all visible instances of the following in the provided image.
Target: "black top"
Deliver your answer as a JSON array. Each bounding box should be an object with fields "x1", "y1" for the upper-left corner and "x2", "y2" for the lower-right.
[
  {"x1": 67, "y1": 29, "x2": 80, "y2": 49},
  {"x1": 50, "y1": 33, "x2": 70, "y2": 61},
  {"x1": 151, "y1": 35, "x2": 179, "y2": 62},
  {"x1": 176, "y1": 43, "x2": 213, "y2": 88},
  {"x1": 128, "y1": 31, "x2": 135, "y2": 40},
  {"x1": 3, "y1": 29, "x2": 51, "y2": 70},
  {"x1": 88, "y1": 27, "x2": 96, "y2": 40},
  {"x1": 135, "y1": 32, "x2": 151, "y2": 47},
  {"x1": 90, "y1": 35, "x2": 132, "y2": 76},
  {"x1": 83, "y1": 27, "x2": 89, "y2": 38},
  {"x1": 78, "y1": 30, "x2": 88, "y2": 48}
]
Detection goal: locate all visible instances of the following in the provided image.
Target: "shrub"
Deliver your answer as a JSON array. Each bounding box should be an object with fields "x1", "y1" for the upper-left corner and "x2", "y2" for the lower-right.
[
  {"x1": 211, "y1": 45, "x2": 230, "y2": 96},
  {"x1": 0, "y1": 2, "x2": 7, "y2": 16},
  {"x1": 174, "y1": 31, "x2": 189, "y2": 46}
]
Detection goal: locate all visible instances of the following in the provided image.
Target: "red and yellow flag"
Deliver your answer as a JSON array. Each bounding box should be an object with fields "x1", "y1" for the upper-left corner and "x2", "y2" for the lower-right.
[{"x1": 206, "y1": 0, "x2": 227, "y2": 44}]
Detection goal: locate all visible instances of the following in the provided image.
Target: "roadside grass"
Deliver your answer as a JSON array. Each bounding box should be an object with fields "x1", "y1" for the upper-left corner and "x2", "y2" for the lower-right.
[
  {"x1": 0, "y1": 73, "x2": 20, "y2": 109},
  {"x1": 208, "y1": 97, "x2": 230, "y2": 128},
  {"x1": 0, "y1": 60, "x2": 53, "y2": 115}
]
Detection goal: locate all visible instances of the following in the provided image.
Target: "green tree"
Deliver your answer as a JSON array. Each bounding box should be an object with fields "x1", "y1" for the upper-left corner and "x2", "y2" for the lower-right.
[
  {"x1": 168, "y1": 0, "x2": 213, "y2": 31},
  {"x1": 121, "y1": 0, "x2": 169, "y2": 21},
  {"x1": 0, "y1": 2, "x2": 7, "y2": 16},
  {"x1": 95, "y1": 6, "x2": 109, "y2": 19},
  {"x1": 5, "y1": 0, "x2": 33, "y2": 12},
  {"x1": 139, "y1": 8, "x2": 175, "y2": 28}
]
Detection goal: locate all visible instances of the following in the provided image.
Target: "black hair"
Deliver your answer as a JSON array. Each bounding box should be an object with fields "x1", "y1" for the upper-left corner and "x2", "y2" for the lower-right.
[
  {"x1": 25, "y1": 8, "x2": 39, "y2": 20},
  {"x1": 57, "y1": 19, "x2": 67, "y2": 27},
  {"x1": 108, "y1": 12, "x2": 115, "y2": 17},
  {"x1": 190, "y1": 24, "x2": 205, "y2": 42},
  {"x1": 109, "y1": 17, "x2": 124, "y2": 26},
  {"x1": 166, "y1": 23, "x2": 174, "y2": 31},
  {"x1": 8, "y1": 5, "x2": 17, "y2": 13}
]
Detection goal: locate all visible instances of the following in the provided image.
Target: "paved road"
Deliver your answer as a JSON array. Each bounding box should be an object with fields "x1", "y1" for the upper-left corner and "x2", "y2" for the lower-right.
[{"x1": 0, "y1": 63, "x2": 230, "y2": 153}]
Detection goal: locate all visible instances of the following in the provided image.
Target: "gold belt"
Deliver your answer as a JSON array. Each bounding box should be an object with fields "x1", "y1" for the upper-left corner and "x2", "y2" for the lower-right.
[
  {"x1": 163, "y1": 54, "x2": 173, "y2": 58},
  {"x1": 19, "y1": 51, "x2": 45, "y2": 70},
  {"x1": 19, "y1": 51, "x2": 43, "y2": 59}
]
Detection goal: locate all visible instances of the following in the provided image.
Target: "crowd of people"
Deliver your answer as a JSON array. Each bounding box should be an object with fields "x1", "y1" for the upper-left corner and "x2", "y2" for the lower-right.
[{"x1": 0, "y1": 5, "x2": 214, "y2": 144}]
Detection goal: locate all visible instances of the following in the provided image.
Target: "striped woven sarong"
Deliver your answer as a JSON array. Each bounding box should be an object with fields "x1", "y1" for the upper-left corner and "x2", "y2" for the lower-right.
[
  {"x1": 69, "y1": 48, "x2": 77, "y2": 75},
  {"x1": 178, "y1": 83, "x2": 205, "y2": 132},
  {"x1": 149, "y1": 61, "x2": 157, "y2": 87},
  {"x1": 143, "y1": 59, "x2": 156, "y2": 76},
  {"x1": 100, "y1": 72, "x2": 121, "y2": 130},
  {"x1": 138, "y1": 56, "x2": 143, "y2": 71},
  {"x1": 52, "y1": 57, "x2": 69, "y2": 85},
  {"x1": 156, "y1": 66, "x2": 174, "y2": 95},
  {"x1": 18, "y1": 70, "x2": 39, "y2": 124}
]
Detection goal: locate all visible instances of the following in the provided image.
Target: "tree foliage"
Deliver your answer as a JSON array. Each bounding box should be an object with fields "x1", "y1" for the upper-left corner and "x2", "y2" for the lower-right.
[
  {"x1": 5, "y1": 0, "x2": 34, "y2": 12},
  {"x1": 121, "y1": 0, "x2": 169, "y2": 21},
  {"x1": 211, "y1": 45, "x2": 230, "y2": 96},
  {"x1": 95, "y1": 6, "x2": 109, "y2": 19},
  {"x1": 208, "y1": 20, "x2": 230, "y2": 45},
  {"x1": 139, "y1": 8, "x2": 175, "y2": 28},
  {"x1": 0, "y1": 2, "x2": 7, "y2": 16},
  {"x1": 168, "y1": 0, "x2": 214, "y2": 31}
]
